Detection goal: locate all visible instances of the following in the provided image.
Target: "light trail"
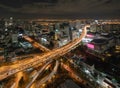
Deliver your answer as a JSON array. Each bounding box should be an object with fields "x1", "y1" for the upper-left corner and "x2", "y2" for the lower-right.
[
  {"x1": 36, "y1": 60, "x2": 59, "y2": 88},
  {"x1": 26, "y1": 60, "x2": 53, "y2": 88},
  {"x1": 0, "y1": 25, "x2": 88, "y2": 81}
]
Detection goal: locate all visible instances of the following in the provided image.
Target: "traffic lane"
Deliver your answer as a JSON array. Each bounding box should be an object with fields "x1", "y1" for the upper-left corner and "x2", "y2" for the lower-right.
[
  {"x1": 0, "y1": 53, "x2": 47, "y2": 74},
  {"x1": 26, "y1": 60, "x2": 53, "y2": 88},
  {"x1": 23, "y1": 36, "x2": 50, "y2": 52},
  {"x1": 36, "y1": 61, "x2": 59, "y2": 87},
  {"x1": 61, "y1": 62, "x2": 86, "y2": 84},
  {"x1": 0, "y1": 53, "x2": 41, "y2": 70},
  {"x1": 12, "y1": 71, "x2": 23, "y2": 88}
]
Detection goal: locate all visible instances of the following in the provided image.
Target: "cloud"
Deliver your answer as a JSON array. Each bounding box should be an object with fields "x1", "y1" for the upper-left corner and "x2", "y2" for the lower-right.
[{"x1": 0, "y1": 0, "x2": 120, "y2": 18}]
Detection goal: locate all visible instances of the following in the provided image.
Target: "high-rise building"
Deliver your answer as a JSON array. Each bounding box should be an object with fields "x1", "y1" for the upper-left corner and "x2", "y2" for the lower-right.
[
  {"x1": 9, "y1": 17, "x2": 13, "y2": 26},
  {"x1": 12, "y1": 34, "x2": 18, "y2": 43}
]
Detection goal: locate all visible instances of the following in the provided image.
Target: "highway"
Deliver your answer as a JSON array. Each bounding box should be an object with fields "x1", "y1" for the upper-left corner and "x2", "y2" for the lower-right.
[
  {"x1": 8, "y1": 34, "x2": 53, "y2": 88},
  {"x1": 35, "y1": 60, "x2": 59, "y2": 88},
  {"x1": 0, "y1": 21, "x2": 119, "y2": 88},
  {"x1": 11, "y1": 71, "x2": 23, "y2": 88},
  {"x1": 0, "y1": 53, "x2": 41, "y2": 68},
  {"x1": 61, "y1": 62, "x2": 86, "y2": 85},
  {"x1": 0, "y1": 25, "x2": 88, "y2": 81},
  {"x1": 9, "y1": 59, "x2": 52, "y2": 88},
  {"x1": 23, "y1": 36, "x2": 50, "y2": 52},
  {"x1": 26, "y1": 60, "x2": 53, "y2": 88},
  {"x1": 102, "y1": 21, "x2": 120, "y2": 24}
]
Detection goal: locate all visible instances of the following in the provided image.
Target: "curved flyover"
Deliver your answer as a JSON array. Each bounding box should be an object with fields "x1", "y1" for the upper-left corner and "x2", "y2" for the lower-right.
[
  {"x1": 35, "y1": 60, "x2": 59, "y2": 88},
  {"x1": 0, "y1": 25, "x2": 89, "y2": 81}
]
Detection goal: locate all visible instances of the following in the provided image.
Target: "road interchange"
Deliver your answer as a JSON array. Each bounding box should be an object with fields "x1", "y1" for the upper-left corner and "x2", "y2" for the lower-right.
[{"x1": 0, "y1": 25, "x2": 88, "y2": 81}]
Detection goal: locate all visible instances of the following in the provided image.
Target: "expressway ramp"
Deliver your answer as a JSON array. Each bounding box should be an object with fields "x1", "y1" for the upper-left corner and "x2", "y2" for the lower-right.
[
  {"x1": 23, "y1": 36, "x2": 50, "y2": 52},
  {"x1": 26, "y1": 60, "x2": 53, "y2": 88}
]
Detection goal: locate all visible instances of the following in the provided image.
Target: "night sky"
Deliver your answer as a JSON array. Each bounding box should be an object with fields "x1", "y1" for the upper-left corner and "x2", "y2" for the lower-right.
[{"x1": 0, "y1": 0, "x2": 120, "y2": 19}]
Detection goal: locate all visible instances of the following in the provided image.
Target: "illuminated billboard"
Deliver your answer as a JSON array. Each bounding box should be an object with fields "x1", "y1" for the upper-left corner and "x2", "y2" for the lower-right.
[
  {"x1": 87, "y1": 43, "x2": 94, "y2": 49},
  {"x1": 86, "y1": 34, "x2": 94, "y2": 38}
]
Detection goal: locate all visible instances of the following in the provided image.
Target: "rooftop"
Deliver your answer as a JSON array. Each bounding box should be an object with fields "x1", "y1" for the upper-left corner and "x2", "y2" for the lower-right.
[
  {"x1": 58, "y1": 79, "x2": 81, "y2": 88},
  {"x1": 101, "y1": 33, "x2": 113, "y2": 39},
  {"x1": 91, "y1": 38, "x2": 107, "y2": 44}
]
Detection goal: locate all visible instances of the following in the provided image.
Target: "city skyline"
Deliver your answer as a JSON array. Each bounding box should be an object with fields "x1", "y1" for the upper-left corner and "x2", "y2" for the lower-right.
[
  {"x1": 0, "y1": 18, "x2": 120, "y2": 88},
  {"x1": 0, "y1": 0, "x2": 120, "y2": 19}
]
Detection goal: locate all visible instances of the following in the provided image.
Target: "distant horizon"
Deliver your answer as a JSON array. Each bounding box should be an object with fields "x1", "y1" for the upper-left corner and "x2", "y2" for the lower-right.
[{"x1": 0, "y1": 16, "x2": 120, "y2": 20}]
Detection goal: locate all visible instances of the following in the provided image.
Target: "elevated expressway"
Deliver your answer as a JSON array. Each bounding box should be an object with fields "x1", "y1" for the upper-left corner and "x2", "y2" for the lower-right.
[
  {"x1": 35, "y1": 60, "x2": 59, "y2": 88},
  {"x1": 0, "y1": 25, "x2": 89, "y2": 81},
  {"x1": 23, "y1": 36, "x2": 50, "y2": 52},
  {"x1": 102, "y1": 21, "x2": 120, "y2": 24},
  {"x1": 26, "y1": 60, "x2": 54, "y2": 88}
]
